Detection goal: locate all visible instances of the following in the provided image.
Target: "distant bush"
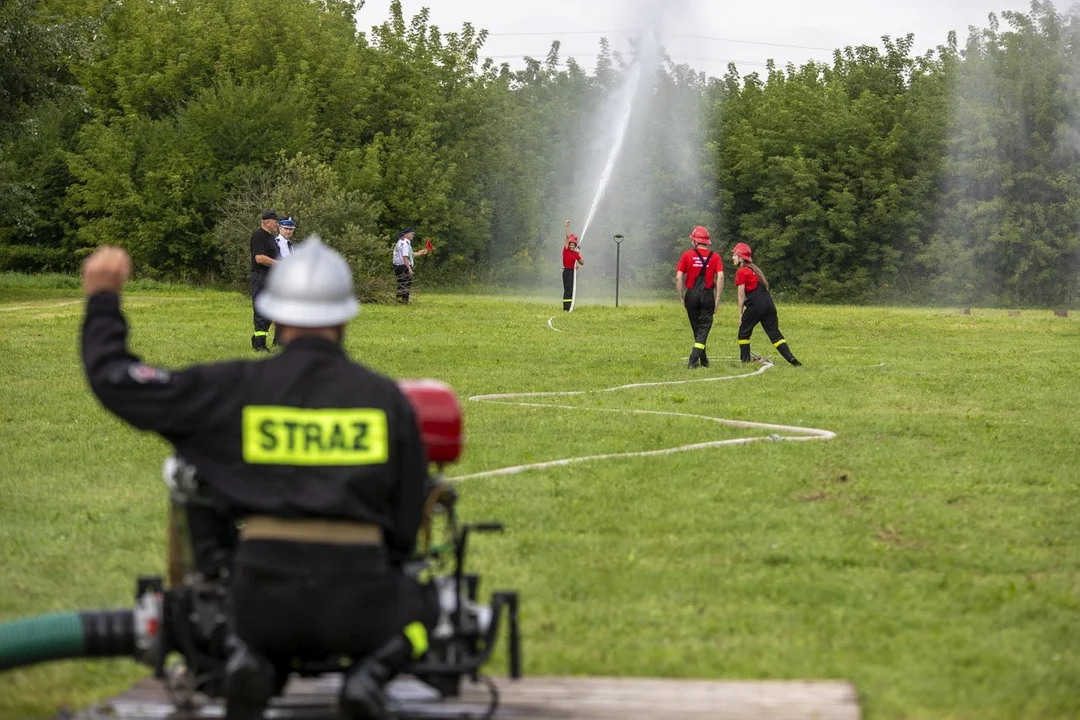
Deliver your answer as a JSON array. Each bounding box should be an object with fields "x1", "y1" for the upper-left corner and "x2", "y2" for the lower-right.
[
  {"x1": 0, "y1": 245, "x2": 76, "y2": 274},
  {"x1": 0, "y1": 271, "x2": 205, "y2": 292},
  {"x1": 213, "y1": 153, "x2": 396, "y2": 303}
]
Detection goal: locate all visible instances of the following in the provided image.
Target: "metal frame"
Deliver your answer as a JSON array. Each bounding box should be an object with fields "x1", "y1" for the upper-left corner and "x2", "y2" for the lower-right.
[{"x1": 135, "y1": 463, "x2": 522, "y2": 717}]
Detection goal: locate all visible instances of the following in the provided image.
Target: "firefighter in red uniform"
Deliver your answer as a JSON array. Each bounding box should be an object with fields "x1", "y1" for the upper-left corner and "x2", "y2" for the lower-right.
[
  {"x1": 732, "y1": 242, "x2": 802, "y2": 366},
  {"x1": 676, "y1": 226, "x2": 724, "y2": 369},
  {"x1": 562, "y1": 220, "x2": 583, "y2": 311}
]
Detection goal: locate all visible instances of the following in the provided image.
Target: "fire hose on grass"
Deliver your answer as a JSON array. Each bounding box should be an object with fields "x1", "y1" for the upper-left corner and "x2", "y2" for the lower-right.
[
  {"x1": 0, "y1": 379, "x2": 522, "y2": 720},
  {"x1": 0, "y1": 610, "x2": 138, "y2": 671},
  {"x1": 456, "y1": 317, "x2": 839, "y2": 482},
  {"x1": 569, "y1": 265, "x2": 578, "y2": 313}
]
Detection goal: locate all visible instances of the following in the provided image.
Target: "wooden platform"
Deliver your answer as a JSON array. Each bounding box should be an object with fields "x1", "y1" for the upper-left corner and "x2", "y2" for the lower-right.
[{"x1": 71, "y1": 674, "x2": 862, "y2": 720}]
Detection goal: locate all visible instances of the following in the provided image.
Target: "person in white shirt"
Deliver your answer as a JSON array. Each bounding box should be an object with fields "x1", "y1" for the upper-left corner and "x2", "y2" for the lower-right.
[
  {"x1": 275, "y1": 217, "x2": 296, "y2": 258},
  {"x1": 271, "y1": 217, "x2": 296, "y2": 347},
  {"x1": 391, "y1": 228, "x2": 429, "y2": 304}
]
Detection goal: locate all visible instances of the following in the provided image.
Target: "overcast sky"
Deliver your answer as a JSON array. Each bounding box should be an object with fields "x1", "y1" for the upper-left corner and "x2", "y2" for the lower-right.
[{"x1": 355, "y1": 0, "x2": 1068, "y2": 76}]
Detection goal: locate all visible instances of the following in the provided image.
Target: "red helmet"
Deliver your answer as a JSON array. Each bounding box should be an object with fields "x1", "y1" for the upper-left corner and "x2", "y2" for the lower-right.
[
  {"x1": 689, "y1": 226, "x2": 711, "y2": 245},
  {"x1": 732, "y1": 242, "x2": 752, "y2": 260},
  {"x1": 568, "y1": 234, "x2": 579, "y2": 245}
]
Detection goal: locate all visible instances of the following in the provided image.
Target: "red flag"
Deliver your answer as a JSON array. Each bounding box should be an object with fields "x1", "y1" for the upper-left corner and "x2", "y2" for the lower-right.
[{"x1": 425, "y1": 239, "x2": 433, "y2": 252}]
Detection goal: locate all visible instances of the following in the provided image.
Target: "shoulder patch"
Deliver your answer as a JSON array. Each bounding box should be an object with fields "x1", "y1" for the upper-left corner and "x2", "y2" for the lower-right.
[{"x1": 128, "y1": 362, "x2": 171, "y2": 384}]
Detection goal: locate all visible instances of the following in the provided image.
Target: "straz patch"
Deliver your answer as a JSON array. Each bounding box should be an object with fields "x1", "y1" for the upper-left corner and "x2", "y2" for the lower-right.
[
  {"x1": 242, "y1": 406, "x2": 390, "y2": 466},
  {"x1": 127, "y1": 363, "x2": 171, "y2": 384}
]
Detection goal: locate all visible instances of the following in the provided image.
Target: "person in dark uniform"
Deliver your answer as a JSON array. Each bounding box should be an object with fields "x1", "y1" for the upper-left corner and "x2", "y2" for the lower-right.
[
  {"x1": 562, "y1": 220, "x2": 583, "y2": 312},
  {"x1": 676, "y1": 225, "x2": 724, "y2": 369},
  {"x1": 79, "y1": 237, "x2": 439, "y2": 720},
  {"x1": 249, "y1": 210, "x2": 280, "y2": 352},
  {"x1": 731, "y1": 242, "x2": 801, "y2": 366}
]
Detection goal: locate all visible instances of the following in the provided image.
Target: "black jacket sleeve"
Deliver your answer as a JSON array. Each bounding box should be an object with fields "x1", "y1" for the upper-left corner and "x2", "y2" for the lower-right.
[
  {"x1": 387, "y1": 393, "x2": 430, "y2": 562},
  {"x1": 81, "y1": 291, "x2": 242, "y2": 439}
]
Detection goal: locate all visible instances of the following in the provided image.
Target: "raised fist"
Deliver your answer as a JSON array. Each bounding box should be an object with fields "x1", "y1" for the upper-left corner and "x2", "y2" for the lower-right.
[{"x1": 82, "y1": 246, "x2": 132, "y2": 296}]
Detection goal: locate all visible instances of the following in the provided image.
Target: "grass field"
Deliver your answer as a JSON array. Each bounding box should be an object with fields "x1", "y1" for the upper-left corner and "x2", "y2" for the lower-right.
[{"x1": 1, "y1": 276, "x2": 1078, "y2": 720}]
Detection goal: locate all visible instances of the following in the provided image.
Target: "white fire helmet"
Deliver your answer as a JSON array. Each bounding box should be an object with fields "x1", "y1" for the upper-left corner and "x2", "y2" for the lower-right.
[{"x1": 254, "y1": 235, "x2": 359, "y2": 327}]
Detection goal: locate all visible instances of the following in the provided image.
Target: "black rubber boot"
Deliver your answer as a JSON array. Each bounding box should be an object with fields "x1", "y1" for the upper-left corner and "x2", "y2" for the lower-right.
[
  {"x1": 688, "y1": 347, "x2": 702, "y2": 369},
  {"x1": 339, "y1": 671, "x2": 391, "y2": 720},
  {"x1": 776, "y1": 341, "x2": 802, "y2": 367},
  {"x1": 253, "y1": 334, "x2": 270, "y2": 353},
  {"x1": 700, "y1": 349, "x2": 710, "y2": 368},
  {"x1": 340, "y1": 635, "x2": 413, "y2": 720},
  {"x1": 223, "y1": 637, "x2": 276, "y2": 720},
  {"x1": 740, "y1": 342, "x2": 752, "y2": 363}
]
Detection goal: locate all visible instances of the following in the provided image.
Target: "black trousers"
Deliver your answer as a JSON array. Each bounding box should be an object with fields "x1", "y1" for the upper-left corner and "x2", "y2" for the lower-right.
[
  {"x1": 249, "y1": 272, "x2": 271, "y2": 347},
  {"x1": 738, "y1": 294, "x2": 783, "y2": 344},
  {"x1": 684, "y1": 286, "x2": 715, "y2": 348},
  {"x1": 562, "y1": 268, "x2": 575, "y2": 311},
  {"x1": 394, "y1": 264, "x2": 412, "y2": 303},
  {"x1": 738, "y1": 291, "x2": 801, "y2": 365},
  {"x1": 229, "y1": 540, "x2": 438, "y2": 680}
]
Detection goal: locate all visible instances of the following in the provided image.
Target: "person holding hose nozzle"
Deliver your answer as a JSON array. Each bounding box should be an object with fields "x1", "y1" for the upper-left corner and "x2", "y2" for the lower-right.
[
  {"x1": 562, "y1": 219, "x2": 583, "y2": 311},
  {"x1": 676, "y1": 225, "x2": 723, "y2": 369},
  {"x1": 731, "y1": 242, "x2": 802, "y2": 366},
  {"x1": 79, "y1": 237, "x2": 439, "y2": 720}
]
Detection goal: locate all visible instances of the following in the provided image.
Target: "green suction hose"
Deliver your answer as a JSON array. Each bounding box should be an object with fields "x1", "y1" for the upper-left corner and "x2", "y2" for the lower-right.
[{"x1": 0, "y1": 610, "x2": 136, "y2": 671}]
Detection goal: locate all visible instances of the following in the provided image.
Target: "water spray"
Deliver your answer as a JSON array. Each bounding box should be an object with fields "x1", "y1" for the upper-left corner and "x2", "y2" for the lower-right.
[
  {"x1": 578, "y1": 63, "x2": 643, "y2": 244},
  {"x1": 576, "y1": 31, "x2": 661, "y2": 245}
]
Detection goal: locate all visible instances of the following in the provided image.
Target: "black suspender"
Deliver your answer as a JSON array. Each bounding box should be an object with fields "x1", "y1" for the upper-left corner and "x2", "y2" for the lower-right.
[{"x1": 692, "y1": 250, "x2": 713, "y2": 288}]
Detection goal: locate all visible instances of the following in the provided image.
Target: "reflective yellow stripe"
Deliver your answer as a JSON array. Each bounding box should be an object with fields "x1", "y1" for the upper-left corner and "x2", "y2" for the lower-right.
[
  {"x1": 774, "y1": 339, "x2": 787, "y2": 348},
  {"x1": 694, "y1": 343, "x2": 706, "y2": 350},
  {"x1": 253, "y1": 331, "x2": 269, "y2": 337},
  {"x1": 403, "y1": 621, "x2": 429, "y2": 658},
  {"x1": 242, "y1": 406, "x2": 389, "y2": 466},
  {"x1": 738, "y1": 339, "x2": 750, "y2": 345}
]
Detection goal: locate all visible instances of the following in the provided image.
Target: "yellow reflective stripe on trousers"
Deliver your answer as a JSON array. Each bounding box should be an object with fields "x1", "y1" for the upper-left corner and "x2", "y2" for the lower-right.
[
  {"x1": 404, "y1": 621, "x2": 429, "y2": 658},
  {"x1": 738, "y1": 339, "x2": 750, "y2": 345},
  {"x1": 242, "y1": 406, "x2": 389, "y2": 465},
  {"x1": 253, "y1": 331, "x2": 269, "y2": 337},
  {"x1": 694, "y1": 343, "x2": 706, "y2": 350},
  {"x1": 774, "y1": 339, "x2": 787, "y2": 348}
]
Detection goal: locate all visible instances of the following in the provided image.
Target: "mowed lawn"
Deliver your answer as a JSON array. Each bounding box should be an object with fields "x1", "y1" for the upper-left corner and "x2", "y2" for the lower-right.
[{"x1": 1, "y1": 277, "x2": 1078, "y2": 720}]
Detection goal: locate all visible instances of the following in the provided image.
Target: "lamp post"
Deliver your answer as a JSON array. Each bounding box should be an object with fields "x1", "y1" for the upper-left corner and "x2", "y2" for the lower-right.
[{"x1": 613, "y1": 234, "x2": 625, "y2": 307}]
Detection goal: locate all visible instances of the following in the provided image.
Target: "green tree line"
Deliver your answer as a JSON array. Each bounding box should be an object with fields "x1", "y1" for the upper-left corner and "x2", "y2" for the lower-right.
[{"x1": 2, "y1": 0, "x2": 1078, "y2": 306}]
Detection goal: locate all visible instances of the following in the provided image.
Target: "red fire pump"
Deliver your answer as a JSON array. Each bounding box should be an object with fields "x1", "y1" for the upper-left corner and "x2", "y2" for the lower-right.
[{"x1": 398, "y1": 379, "x2": 464, "y2": 466}]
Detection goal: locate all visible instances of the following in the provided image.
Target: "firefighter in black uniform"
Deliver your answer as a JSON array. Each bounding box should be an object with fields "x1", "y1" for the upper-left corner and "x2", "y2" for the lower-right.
[
  {"x1": 249, "y1": 210, "x2": 279, "y2": 352},
  {"x1": 675, "y1": 225, "x2": 724, "y2": 369},
  {"x1": 731, "y1": 242, "x2": 801, "y2": 366},
  {"x1": 79, "y1": 237, "x2": 439, "y2": 720}
]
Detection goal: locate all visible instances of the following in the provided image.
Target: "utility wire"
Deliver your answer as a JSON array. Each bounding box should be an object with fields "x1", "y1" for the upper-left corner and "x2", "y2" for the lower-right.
[
  {"x1": 484, "y1": 30, "x2": 835, "y2": 53},
  {"x1": 386, "y1": 5, "x2": 837, "y2": 52},
  {"x1": 480, "y1": 53, "x2": 774, "y2": 67},
  {"x1": 378, "y1": 4, "x2": 839, "y2": 53}
]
